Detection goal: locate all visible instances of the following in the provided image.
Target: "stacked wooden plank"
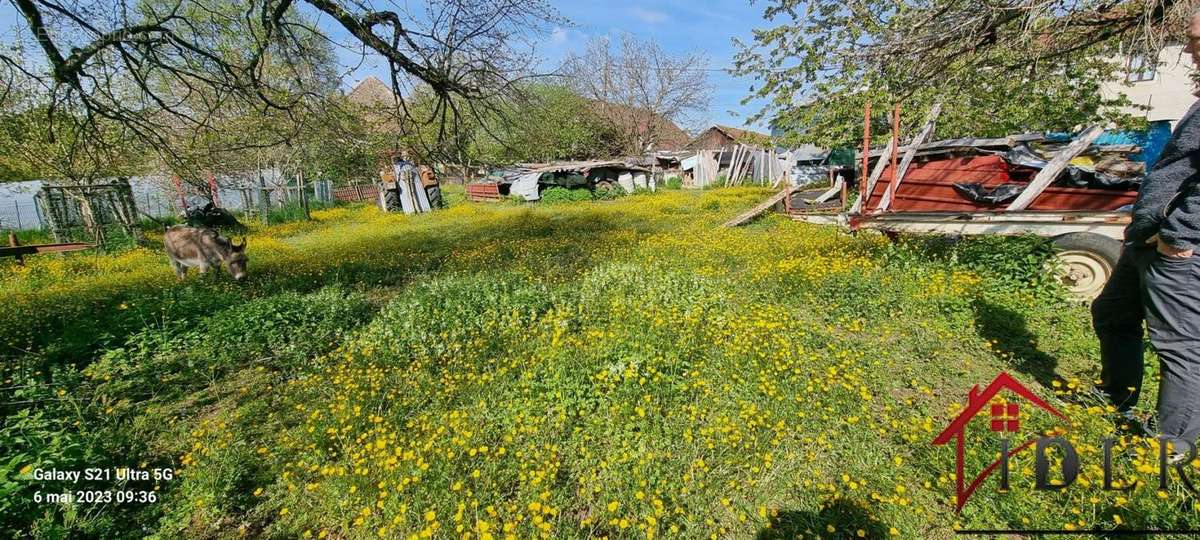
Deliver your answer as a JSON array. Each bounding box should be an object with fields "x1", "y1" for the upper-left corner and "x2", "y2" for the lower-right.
[
  {"x1": 332, "y1": 184, "x2": 379, "y2": 202},
  {"x1": 465, "y1": 183, "x2": 504, "y2": 202}
]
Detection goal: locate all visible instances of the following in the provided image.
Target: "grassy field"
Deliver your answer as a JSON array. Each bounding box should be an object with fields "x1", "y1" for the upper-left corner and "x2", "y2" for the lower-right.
[{"x1": 1, "y1": 187, "x2": 1193, "y2": 539}]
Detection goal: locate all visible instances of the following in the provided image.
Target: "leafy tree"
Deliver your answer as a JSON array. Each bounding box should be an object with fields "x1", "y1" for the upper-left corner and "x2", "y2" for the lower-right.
[
  {"x1": 0, "y1": 61, "x2": 144, "y2": 184},
  {"x1": 5, "y1": 0, "x2": 560, "y2": 166},
  {"x1": 392, "y1": 83, "x2": 625, "y2": 166},
  {"x1": 733, "y1": 0, "x2": 1185, "y2": 147},
  {"x1": 475, "y1": 84, "x2": 625, "y2": 164}
]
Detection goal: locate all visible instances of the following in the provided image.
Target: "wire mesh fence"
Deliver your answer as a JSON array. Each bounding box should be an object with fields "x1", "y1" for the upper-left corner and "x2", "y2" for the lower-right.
[{"x1": 1, "y1": 177, "x2": 339, "y2": 233}]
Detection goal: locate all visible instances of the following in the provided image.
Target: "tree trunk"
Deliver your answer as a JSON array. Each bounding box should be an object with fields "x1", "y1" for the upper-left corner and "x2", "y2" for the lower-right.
[{"x1": 78, "y1": 194, "x2": 105, "y2": 248}]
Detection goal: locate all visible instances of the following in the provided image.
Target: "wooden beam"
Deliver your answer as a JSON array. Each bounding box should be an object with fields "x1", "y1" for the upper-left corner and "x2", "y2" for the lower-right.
[
  {"x1": 891, "y1": 104, "x2": 900, "y2": 191},
  {"x1": 851, "y1": 136, "x2": 894, "y2": 214},
  {"x1": 721, "y1": 187, "x2": 795, "y2": 228},
  {"x1": 0, "y1": 242, "x2": 91, "y2": 258},
  {"x1": 7, "y1": 232, "x2": 22, "y2": 265},
  {"x1": 812, "y1": 176, "x2": 845, "y2": 204},
  {"x1": 877, "y1": 103, "x2": 942, "y2": 212},
  {"x1": 856, "y1": 102, "x2": 872, "y2": 212},
  {"x1": 1005, "y1": 126, "x2": 1104, "y2": 211}
]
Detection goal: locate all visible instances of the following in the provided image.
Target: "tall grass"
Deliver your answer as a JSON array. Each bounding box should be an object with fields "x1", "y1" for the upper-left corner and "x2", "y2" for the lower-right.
[{"x1": 0, "y1": 189, "x2": 1185, "y2": 539}]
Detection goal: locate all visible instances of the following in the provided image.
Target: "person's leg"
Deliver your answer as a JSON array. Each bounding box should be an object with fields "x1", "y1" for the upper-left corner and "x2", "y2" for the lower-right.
[
  {"x1": 1092, "y1": 246, "x2": 1148, "y2": 411},
  {"x1": 1141, "y1": 253, "x2": 1200, "y2": 443}
]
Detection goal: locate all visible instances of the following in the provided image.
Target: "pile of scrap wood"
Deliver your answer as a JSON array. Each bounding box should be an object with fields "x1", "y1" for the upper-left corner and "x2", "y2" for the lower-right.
[
  {"x1": 466, "y1": 160, "x2": 653, "y2": 202},
  {"x1": 685, "y1": 145, "x2": 800, "y2": 188},
  {"x1": 858, "y1": 127, "x2": 1141, "y2": 214}
]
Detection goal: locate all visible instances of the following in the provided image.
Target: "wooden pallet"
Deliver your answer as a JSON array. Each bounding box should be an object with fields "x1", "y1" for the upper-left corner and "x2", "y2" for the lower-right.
[{"x1": 466, "y1": 183, "x2": 503, "y2": 202}]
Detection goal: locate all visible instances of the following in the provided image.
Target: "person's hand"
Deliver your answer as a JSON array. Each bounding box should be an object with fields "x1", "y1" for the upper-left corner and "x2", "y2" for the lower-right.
[{"x1": 1148, "y1": 234, "x2": 1195, "y2": 258}]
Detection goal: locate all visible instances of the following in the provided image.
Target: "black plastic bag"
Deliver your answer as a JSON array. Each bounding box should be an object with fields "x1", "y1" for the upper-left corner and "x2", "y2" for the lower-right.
[
  {"x1": 186, "y1": 202, "x2": 246, "y2": 231},
  {"x1": 952, "y1": 183, "x2": 1026, "y2": 205}
]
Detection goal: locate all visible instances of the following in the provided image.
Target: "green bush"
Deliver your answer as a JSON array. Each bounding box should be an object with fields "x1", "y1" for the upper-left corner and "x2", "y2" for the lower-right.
[
  {"x1": 886, "y1": 234, "x2": 1061, "y2": 296},
  {"x1": 664, "y1": 176, "x2": 683, "y2": 189},
  {"x1": 6, "y1": 228, "x2": 53, "y2": 245},
  {"x1": 539, "y1": 186, "x2": 593, "y2": 204},
  {"x1": 591, "y1": 183, "x2": 626, "y2": 201},
  {"x1": 259, "y1": 199, "x2": 340, "y2": 225}
]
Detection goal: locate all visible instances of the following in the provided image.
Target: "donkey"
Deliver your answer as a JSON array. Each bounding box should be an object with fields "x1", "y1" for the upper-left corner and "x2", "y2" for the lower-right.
[{"x1": 164, "y1": 225, "x2": 248, "y2": 280}]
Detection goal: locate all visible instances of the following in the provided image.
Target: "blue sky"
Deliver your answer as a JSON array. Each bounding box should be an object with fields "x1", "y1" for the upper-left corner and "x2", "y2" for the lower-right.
[
  {"x1": 533, "y1": 0, "x2": 773, "y2": 133},
  {"x1": 315, "y1": 0, "x2": 775, "y2": 134},
  {"x1": 0, "y1": 0, "x2": 775, "y2": 133}
]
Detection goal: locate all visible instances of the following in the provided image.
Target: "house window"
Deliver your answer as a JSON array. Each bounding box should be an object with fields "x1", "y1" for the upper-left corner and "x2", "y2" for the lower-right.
[
  {"x1": 1126, "y1": 53, "x2": 1156, "y2": 83},
  {"x1": 989, "y1": 402, "x2": 1020, "y2": 433}
]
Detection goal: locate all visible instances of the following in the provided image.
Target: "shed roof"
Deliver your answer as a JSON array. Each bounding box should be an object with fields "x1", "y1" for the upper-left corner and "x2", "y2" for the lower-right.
[
  {"x1": 346, "y1": 76, "x2": 398, "y2": 108},
  {"x1": 687, "y1": 125, "x2": 773, "y2": 149}
]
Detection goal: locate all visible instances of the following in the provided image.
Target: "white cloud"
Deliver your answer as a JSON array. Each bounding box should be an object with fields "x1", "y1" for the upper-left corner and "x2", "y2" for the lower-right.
[
  {"x1": 550, "y1": 26, "x2": 568, "y2": 44},
  {"x1": 629, "y1": 7, "x2": 669, "y2": 24}
]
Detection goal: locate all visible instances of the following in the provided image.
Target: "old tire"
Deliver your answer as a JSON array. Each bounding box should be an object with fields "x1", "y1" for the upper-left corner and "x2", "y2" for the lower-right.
[{"x1": 1050, "y1": 233, "x2": 1121, "y2": 300}]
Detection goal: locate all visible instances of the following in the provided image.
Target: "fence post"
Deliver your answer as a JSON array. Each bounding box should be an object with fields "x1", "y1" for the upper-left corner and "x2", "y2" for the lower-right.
[
  {"x1": 208, "y1": 171, "x2": 220, "y2": 207},
  {"x1": 239, "y1": 189, "x2": 251, "y2": 215},
  {"x1": 298, "y1": 170, "x2": 310, "y2": 219},
  {"x1": 14, "y1": 201, "x2": 21, "y2": 230},
  {"x1": 173, "y1": 175, "x2": 188, "y2": 214},
  {"x1": 8, "y1": 231, "x2": 23, "y2": 265},
  {"x1": 33, "y1": 198, "x2": 44, "y2": 229},
  {"x1": 258, "y1": 174, "x2": 270, "y2": 225}
]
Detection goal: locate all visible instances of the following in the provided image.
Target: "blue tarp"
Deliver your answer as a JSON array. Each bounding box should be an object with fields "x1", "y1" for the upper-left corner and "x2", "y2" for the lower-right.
[{"x1": 1093, "y1": 121, "x2": 1171, "y2": 169}]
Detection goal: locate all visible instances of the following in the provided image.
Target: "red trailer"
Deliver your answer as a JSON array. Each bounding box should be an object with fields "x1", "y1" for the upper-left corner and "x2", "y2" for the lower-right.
[{"x1": 789, "y1": 105, "x2": 1142, "y2": 299}]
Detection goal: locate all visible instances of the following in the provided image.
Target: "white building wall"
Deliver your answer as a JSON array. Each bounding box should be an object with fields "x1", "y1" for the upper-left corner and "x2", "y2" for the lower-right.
[{"x1": 1101, "y1": 45, "x2": 1197, "y2": 127}]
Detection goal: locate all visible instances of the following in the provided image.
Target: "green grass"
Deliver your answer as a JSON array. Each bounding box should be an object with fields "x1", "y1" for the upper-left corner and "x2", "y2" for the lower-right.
[{"x1": 0, "y1": 189, "x2": 1188, "y2": 539}]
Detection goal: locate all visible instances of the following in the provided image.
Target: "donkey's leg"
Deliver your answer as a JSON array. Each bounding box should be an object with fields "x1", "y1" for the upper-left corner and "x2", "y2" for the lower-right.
[{"x1": 170, "y1": 259, "x2": 188, "y2": 280}]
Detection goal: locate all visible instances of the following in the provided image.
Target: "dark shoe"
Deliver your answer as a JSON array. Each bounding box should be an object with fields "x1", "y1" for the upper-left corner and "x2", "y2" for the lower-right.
[{"x1": 1115, "y1": 410, "x2": 1155, "y2": 438}]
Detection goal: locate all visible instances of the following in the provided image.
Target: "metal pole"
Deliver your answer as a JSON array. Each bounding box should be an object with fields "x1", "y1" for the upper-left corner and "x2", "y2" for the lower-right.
[
  {"x1": 33, "y1": 198, "x2": 44, "y2": 228},
  {"x1": 14, "y1": 201, "x2": 21, "y2": 230},
  {"x1": 891, "y1": 104, "x2": 900, "y2": 180},
  {"x1": 886, "y1": 104, "x2": 900, "y2": 214}
]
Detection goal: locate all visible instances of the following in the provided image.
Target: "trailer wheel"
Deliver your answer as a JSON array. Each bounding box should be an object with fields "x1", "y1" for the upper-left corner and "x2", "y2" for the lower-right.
[{"x1": 1050, "y1": 233, "x2": 1121, "y2": 300}]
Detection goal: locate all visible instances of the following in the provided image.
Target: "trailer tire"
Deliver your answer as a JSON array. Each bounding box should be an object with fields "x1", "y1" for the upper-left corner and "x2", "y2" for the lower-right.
[{"x1": 1050, "y1": 233, "x2": 1121, "y2": 300}]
